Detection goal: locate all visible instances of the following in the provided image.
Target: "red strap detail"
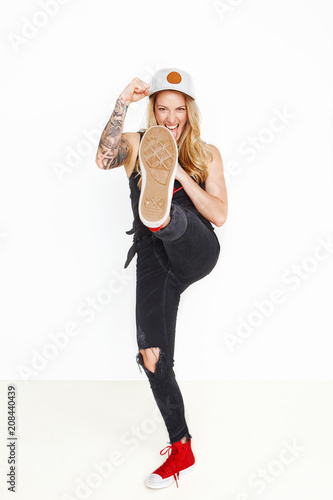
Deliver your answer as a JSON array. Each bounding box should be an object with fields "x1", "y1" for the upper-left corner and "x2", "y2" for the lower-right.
[
  {"x1": 149, "y1": 223, "x2": 164, "y2": 232},
  {"x1": 173, "y1": 186, "x2": 183, "y2": 195}
]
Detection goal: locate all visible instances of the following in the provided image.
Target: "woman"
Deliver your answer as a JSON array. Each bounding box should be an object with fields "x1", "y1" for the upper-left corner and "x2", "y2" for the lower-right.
[{"x1": 96, "y1": 68, "x2": 228, "y2": 489}]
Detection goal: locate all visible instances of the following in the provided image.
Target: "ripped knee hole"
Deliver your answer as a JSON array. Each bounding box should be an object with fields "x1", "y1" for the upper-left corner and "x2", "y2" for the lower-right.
[{"x1": 139, "y1": 347, "x2": 160, "y2": 373}]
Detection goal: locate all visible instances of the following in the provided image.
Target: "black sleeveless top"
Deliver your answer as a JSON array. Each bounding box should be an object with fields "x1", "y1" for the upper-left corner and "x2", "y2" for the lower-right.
[{"x1": 124, "y1": 130, "x2": 215, "y2": 268}]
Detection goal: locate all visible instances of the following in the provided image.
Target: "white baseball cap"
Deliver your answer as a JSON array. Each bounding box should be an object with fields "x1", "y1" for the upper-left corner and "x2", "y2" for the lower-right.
[{"x1": 149, "y1": 68, "x2": 196, "y2": 99}]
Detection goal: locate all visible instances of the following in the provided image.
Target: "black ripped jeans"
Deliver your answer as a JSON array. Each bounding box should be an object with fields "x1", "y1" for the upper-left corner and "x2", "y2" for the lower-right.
[{"x1": 135, "y1": 202, "x2": 220, "y2": 444}]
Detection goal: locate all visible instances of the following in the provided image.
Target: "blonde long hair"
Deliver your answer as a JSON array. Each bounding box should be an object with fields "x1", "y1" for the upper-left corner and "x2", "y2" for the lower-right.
[{"x1": 134, "y1": 92, "x2": 213, "y2": 184}]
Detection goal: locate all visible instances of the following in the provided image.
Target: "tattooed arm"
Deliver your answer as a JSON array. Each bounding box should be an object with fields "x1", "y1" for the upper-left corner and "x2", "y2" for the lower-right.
[
  {"x1": 96, "y1": 96, "x2": 129, "y2": 170},
  {"x1": 96, "y1": 78, "x2": 150, "y2": 170}
]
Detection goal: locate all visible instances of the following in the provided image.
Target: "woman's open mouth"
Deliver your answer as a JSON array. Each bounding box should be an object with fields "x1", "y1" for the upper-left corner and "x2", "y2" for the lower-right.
[{"x1": 165, "y1": 124, "x2": 179, "y2": 140}]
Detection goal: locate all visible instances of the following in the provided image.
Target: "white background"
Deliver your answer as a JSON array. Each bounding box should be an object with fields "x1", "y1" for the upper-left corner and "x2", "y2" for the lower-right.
[{"x1": 1, "y1": 0, "x2": 333, "y2": 381}]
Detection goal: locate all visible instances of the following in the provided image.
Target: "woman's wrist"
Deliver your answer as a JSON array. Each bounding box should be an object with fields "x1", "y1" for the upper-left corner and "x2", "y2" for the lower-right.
[
  {"x1": 176, "y1": 164, "x2": 189, "y2": 184},
  {"x1": 119, "y1": 93, "x2": 131, "y2": 108}
]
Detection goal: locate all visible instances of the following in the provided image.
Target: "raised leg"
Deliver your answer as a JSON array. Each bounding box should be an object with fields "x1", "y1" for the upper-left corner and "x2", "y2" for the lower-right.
[{"x1": 152, "y1": 202, "x2": 221, "y2": 286}]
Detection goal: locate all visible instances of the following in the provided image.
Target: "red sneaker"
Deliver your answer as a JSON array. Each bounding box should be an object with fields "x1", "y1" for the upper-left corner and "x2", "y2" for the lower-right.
[{"x1": 145, "y1": 438, "x2": 195, "y2": 489}]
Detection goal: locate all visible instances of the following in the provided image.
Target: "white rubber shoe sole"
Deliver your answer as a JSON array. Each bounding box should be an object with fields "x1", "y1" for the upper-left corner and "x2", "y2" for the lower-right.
[
  {"x1": 145, "y1": 463, "x2": 196, "y2": 489},
  {"x1": 138, "y1": 125, "x2": 178, "y2": 228}
]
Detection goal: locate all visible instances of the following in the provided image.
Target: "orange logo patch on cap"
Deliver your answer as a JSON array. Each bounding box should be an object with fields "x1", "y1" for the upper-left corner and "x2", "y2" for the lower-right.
[{"x1": 167, "y1": 71, "x2": 182, "y2": 84}]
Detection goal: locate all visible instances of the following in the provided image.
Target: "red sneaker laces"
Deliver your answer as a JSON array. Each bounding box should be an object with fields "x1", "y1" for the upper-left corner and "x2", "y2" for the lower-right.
[{"x1": 157, "y1": 442, "x2": 184, "y2": 488}]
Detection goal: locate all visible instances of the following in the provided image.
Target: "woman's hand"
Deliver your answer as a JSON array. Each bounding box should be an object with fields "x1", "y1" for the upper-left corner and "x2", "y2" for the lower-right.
[
  {"x1": 175, "y1": 162, "x2": 186, "y2": 183},
  {"x1": 119, "y1": 77, "x2": 150, "y2": 106}
]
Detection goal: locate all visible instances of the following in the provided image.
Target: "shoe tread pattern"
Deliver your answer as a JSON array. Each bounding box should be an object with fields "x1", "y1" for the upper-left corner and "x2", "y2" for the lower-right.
[{"x1": 140, "y1": 126, "x2": 177, "y2": 224}]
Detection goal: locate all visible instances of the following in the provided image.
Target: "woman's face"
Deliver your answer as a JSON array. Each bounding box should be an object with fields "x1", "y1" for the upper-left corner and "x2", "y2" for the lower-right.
[{"x1": 154, "y1": 90, "x2": 188, "y2": 143}]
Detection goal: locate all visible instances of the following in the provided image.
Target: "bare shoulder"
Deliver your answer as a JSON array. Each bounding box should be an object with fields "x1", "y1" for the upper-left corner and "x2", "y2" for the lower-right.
[
  {"x1": 123, "y1": 132, "x2": 141, "y2": 178},
  {"x1": 204, "y1": 143, "x2": 227, "y2": 204},
  {"x1": 205, "y1": 144, "x2": 224, "y2": 175},
  {"x1": 206, "y1": 143, "x2": 223, "y2": 162}
]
